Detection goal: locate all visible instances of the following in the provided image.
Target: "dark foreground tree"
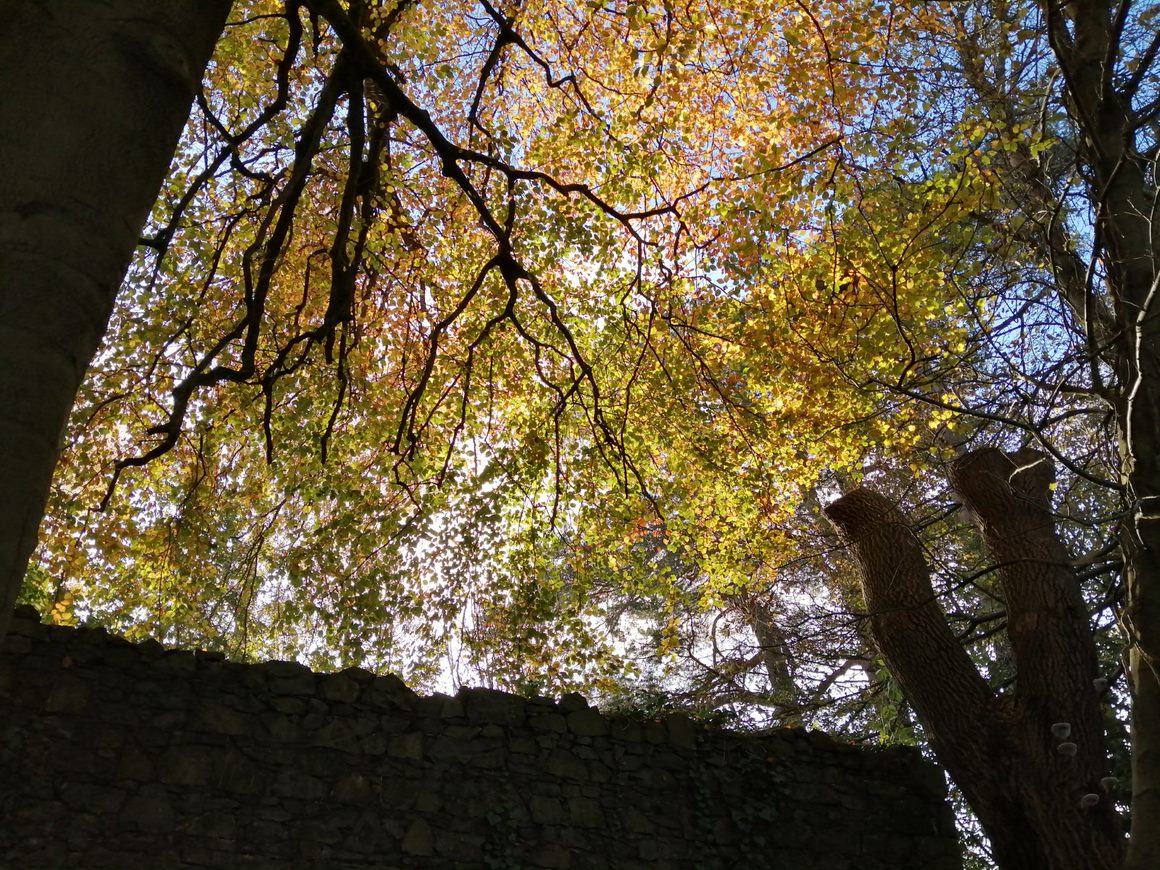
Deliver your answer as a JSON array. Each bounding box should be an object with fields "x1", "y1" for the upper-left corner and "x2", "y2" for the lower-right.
[
  {"x1": 0, "y1": 1, "x2": 231, "y2": 637},
  {"x1": 1049, "y1": 4, "x2": 1160, "y2": 861}
]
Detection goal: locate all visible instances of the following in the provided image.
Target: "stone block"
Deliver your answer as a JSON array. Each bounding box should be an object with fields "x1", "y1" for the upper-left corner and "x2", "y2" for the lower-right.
[
  {"x1": 43, "y1": 675, "x2": 90, "y2": 714},
  {"x1": 429, "y1": 733, "x2": 478, "y2": 760},
  {"x1": 312, "y1": 718, "x2": 362, "y2": 752},
  {"x1": 387, "y1": 731, "x2": 424, "y2": 760},
  {"x1": 136, "y1": 638, "x2": 166, "y2": 660},
  {"x1": 607, "y1": 717, "x2": 643, "y2": 742},
  {"x1": 12, "y1": 604, "x2": 41, "y2": 622},
  {"x1": 665, "y1": 714, "x2": 698, "y2": 750},
  {"x1": 622, "y1": 808, "x2": 654, "y2": 834},
  {"x1": 413, "y1": 789, "x2": 440, "y2": 812},
  {"x1": 270, "y1": 696, "x2": 307, "y2": 715},
  {"x1": 264, "y1": 659, "x2": 311, "y2": 678},
  {"x1": 360, "y1": 732, "x2": 388, "y2": 755},
  {"x1": 271, "y1": 766, "x2": 327, "y2": 800},
  {"x1": 218, "y1": 758, "x2": 264, "y2": 795},
  {"x1": 3, "y1": 634, "x2": 31, "y2": 654},
  {"x1": 567, "y1": 710, "x2": 607, "y2": 738},
  {"x1": 269, "y1": 673, "x2": 316, "y2": 696},
  {"x1": 319, "y1": 673, "x2": 362, "y2": 703},
  {"x1": 528, "y1": 795, "x2": 566, "y2": 825},
  {"x1": 401, "y1": 819, "x2": 434, "y2": 856},
  {"x1": 154, "y1": 650, "x2": 197, "y2": 674},
  {"x1": 190, "y1": 701, "x2": 248, "y2": 735},
  {"x1": 116, "y1": 744, "x2": 155, "y2": 780},
  {"x1": 364, "y1": 675, "x2": 419, "y2": 712},
  {"x1": 121, "y1": 784, "x2": 175, "y2": 833},
  {"x1": 468, "y1": 746, "x2": 506, "y2": 769},
  {"x1": 60, "y1": 781, "x2": 126, "y2": 814},
  {"x1": 263, "y1": 712, "x2": 303, "y2": 742},
  {"x1": 558, "y1": 692, "x2": 589, "y2": 712},
  {"x1": 338, "y1": 665, "x2": 377, "y2": 684},
  {"x1": 158, "y1": 745, "x2": 230, "y2": 787},
  {"x1": 545, "y1": 749, "x2": 588, "y2": 780},
  {"x1": 530, "y1": 843, "x2": 573, "y2": 868},
  {"x1": 568, "y1": 796, "x2": 604, "y2": 828},
  {"x1": 459, "y1": 686, "x2": 527, "y2": 726},
  {"x1": 331, "y1": 772, "x2": 378, "y2": 803},
  {"x1": 530, "y1": 712, "x2": 567, "y2": 733}
]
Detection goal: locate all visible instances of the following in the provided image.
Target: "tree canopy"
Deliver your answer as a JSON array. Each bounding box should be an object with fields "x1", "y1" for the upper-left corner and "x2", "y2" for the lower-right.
[
  {"x1": 5, "y1": 1, "x2": 1160, "y2": 867},
  {"x1": 35, "y1": 0, "x2": 980, "y2": 679}
]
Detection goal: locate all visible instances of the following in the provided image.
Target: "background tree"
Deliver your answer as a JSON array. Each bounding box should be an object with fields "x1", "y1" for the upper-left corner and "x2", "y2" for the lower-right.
[
  {"x1": 828, "y1": 3, "x2": 1160, "y2": 865},
  {"x1": 827, "y1": 449, "x2": 1122, "y2": 869}
]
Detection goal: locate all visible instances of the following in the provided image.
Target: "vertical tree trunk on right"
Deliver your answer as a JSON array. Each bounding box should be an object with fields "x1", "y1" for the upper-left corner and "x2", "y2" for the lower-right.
[{"x1": 1039, "y1": 5, "x2": 1160, "y2": 865}]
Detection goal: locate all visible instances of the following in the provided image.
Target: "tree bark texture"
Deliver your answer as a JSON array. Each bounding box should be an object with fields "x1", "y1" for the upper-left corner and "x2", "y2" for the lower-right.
[
  {"x1": 1041, "y1": 4, "x2": 1160, "y2": 866},
  {"x1": 949, "y1": 449, "x2": 1108, "y2": 760},
  {"x1": 746, "y1": 601, "x2": 802, "y2": 724},
  {"x1": 826, "y1": 451, "x2": 1124, "y2": 870},
  {"x1": 0, "y1": 1, "x2": 232, "y2": 638}
]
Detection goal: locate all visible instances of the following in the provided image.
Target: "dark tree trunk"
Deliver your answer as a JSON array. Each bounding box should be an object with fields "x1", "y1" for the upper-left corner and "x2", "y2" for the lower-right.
[
  {"x1": 949, "y1": 449, "x2": 1124, "y2": 863},
  {"x1": 826, "y1": 449, "x2": 1124, "y2": 870},
  {"x1": 746, "y1": 602, "x2": 801, "y2": 724},
  {"x1": 0, "y1": 1, "x2": 232, "y2": 637},
  {"x1": 1039, "y1": 4, "x2": 1160, "y2": 865}
]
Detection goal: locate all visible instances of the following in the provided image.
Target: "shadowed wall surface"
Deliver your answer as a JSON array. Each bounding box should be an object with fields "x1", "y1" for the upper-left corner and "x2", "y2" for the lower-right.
[{"x1": 0, "y1": 607, "x2": 961, "y2": 869}]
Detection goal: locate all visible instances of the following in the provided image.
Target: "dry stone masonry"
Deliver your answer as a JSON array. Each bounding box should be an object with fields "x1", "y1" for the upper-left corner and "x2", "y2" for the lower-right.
[{"x1": 0, "y1": 606, "x2": 961, "y2": 868}]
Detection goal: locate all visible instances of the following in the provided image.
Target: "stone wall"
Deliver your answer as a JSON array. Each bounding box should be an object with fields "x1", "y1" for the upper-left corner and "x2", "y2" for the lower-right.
[{"x1": 0, "y1": 607, "x2": 961, "y2": 869}]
